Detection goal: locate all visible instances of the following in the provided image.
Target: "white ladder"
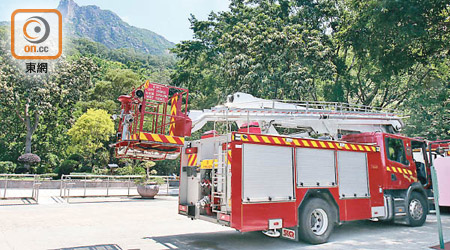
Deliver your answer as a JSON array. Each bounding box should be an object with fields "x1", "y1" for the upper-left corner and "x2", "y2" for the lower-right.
[
  {"x1": 211, "y1": 147, "x2": 228, "y2": 213},
  {"x1": 211, "y1": 111, "x2": 231, "y2": 213}
]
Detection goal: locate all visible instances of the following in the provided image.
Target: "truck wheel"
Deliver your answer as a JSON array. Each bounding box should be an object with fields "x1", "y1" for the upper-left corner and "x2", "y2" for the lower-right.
[
  {"x1": 298, "y1": 198, "x2": 335, "y2": 244},
  {"x1": 407, "y1": 192, "x2": 427, "y2": 227}
]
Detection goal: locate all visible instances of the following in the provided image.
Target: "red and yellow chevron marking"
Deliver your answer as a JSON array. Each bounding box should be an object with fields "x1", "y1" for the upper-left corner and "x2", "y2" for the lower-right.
[
  {"x1": 144, "y1": 80, "x2": 150, "y2": 89},
  {"x1": 169, "y1": 95, "x2": 178, "y2": 136},
  {"x1": 187, "y1": 154, "x2": 197, "y2": 166},
  {"x1": 227, "y1": 150, "x2": 232, "y2": 165},
  {"x1": 403, "y1": 174, "x2": 418, "y2": 182},
  {"x1": 386, "y1": 166, "x2": 417, "y2": 182},
  {"x1": 130, "y1": 132, "x2": 184, "y2": 145},
  {"x1": 238, "y1": 134, "x2": 378, "y2": 152}
]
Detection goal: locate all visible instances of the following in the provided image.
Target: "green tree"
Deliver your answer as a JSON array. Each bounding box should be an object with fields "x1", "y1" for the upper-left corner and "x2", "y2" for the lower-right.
[
  {"x1": 0, "y1": 25, "x2": 177, "y2": 170},
  {"x1": 334, "y1": 0, "x2": 450, "y2": 138},
  {"x1": 171, "y1": 0, "x2": 337, "y2": 108},
  {"x1": 103, "y1": 68, "x2": 141, "y2": 99},
  {"x1": 74, "y1": 68, "x2": 142, "y2": 117},
  {"x1": 0, "y1": 50, "x2": 98, "y2": 166},
  {"x1": 172, "y1": 0, "x2": 449, "y2": 139},
  {"x1": 141, "y1": 161, "x2": 156, "y2": 178},
  {"x1": 67, "y1": 109, "x2": 115, "y2": 166}
]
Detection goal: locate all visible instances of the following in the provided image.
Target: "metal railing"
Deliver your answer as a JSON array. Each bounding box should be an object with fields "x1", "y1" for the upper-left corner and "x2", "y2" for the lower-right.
[
  {"x1": 276, "y1": 100, "x2": 399, "y2": 115},
  {"x1": 0, "y1": 174, "x2": 42, "y2": 203},
  {"x1": 0, "y1": 174, "x2": 180, "y2": 204},
  {"x1": 60, "y1": 174, "x2": 179, "y2": 201},
  {"x1": 224, "y1": 98, "x2": 401, "y2": 116}
]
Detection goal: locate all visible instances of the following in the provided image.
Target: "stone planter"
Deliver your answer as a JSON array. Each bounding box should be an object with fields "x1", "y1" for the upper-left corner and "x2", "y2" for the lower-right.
[{"x1": 137, "y1": 183, "x2": 159, "y2": 198}]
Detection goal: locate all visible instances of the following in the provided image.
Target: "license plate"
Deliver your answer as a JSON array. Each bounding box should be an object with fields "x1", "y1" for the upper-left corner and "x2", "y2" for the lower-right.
[{"x1": 282, "y1": 228, "x2": 296, "y2": 240}]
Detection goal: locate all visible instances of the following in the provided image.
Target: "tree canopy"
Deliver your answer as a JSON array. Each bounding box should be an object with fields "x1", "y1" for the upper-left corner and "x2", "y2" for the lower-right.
[
  {"x1": 172, "y1": 0, "x2": 449, "y2": 139},
  {"x1": 67, "y1": 109, "x2": 114, "y2": 165}
]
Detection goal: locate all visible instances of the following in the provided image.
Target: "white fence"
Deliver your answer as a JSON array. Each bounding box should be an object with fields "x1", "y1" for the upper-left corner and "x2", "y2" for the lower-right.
[
  {"x1": 0, "y1": 174, "x2": 42, "y2": 202},
  {"x1": 0, "y1": 174, "x2": 179, "y2": 204},
  {"x1": 59, "y1": 174, "x2": 179, "y2": 201}
]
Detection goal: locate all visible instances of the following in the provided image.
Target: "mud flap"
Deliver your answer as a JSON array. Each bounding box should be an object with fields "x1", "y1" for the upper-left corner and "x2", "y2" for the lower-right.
[{"x1": 179, "y1": 204, "x2": 196, "y2": 217}]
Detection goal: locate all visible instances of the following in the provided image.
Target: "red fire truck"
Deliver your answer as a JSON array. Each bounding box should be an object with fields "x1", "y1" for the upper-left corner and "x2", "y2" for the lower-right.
[{"x1": 113, "y1": 83, "x2": 434, "y2": 244}]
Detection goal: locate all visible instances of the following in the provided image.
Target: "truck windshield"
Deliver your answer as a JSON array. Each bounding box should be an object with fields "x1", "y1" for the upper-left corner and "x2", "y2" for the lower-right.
[{"x1": 385, "y1": 137, "x2": 409, "y2": 165}]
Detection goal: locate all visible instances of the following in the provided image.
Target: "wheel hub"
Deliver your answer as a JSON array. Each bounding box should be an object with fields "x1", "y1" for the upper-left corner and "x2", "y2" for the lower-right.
[
  {"x1": 409, "y1": 199, "x2": 423, "y2": 220},
  {"x1": 310, "y1": 208, "x2": 328, "y2": 235}
]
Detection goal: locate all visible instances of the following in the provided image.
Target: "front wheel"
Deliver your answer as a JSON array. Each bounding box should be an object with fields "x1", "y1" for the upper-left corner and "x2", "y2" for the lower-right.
[
  {"x1": 298, "y1": 198, "x2": 335, "y2": 244},
  {"x1": 407, "y1": 192, "x2": 427, "y2": 227}
]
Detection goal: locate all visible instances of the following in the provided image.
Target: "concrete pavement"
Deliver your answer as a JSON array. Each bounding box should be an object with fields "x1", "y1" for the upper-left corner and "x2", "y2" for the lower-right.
[{"x1": 0, "y1": 194, "x2": 449, "y2": 250}]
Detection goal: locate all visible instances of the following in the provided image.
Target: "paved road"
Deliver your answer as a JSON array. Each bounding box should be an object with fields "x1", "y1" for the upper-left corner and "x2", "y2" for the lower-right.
[{"x1": 0, "y1": 195, "x2": 448, "y2": 250}]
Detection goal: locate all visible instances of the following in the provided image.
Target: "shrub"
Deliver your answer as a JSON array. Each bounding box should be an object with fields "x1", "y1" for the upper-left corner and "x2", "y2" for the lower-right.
[
  {"x1": 135, "y1": 176, "x2": 165, "y2": 185},
  {"x1": 92, "y1": 167, "x2": 109, "y2": 175},
  {"x1": 17, "y1": 153, "x2": 41, "y2": 165},
  {"x1": 116, "y1": 165, "x2": 146, "y2": 175},
  {"x1": 133, "y1": 166, "x2": 146, "y2": 175},
  {"x1": 15, "y1": 166, "x2": 28, "y2": 174},
  {"x1": 68, "y1": 154, "x2": 83, "y2": 162},
  {"x1": 45, "y1": 153, "x2": 60, "y2": 171},
  {"x1": 58, "y1": 160, "x2": 79, "y2": 177},
  {"x1": 116, "y1": 165, "x2": 133, "y2": 175},
  {"x1": 79, "y1": 165, "x2": 93, "y2": 172},
  {"x1": 36, "y1": 165, "x2": 50, "y2": 174},
  {"x1": 0, "y1": 161, "x2": 16, "y2": 174}
]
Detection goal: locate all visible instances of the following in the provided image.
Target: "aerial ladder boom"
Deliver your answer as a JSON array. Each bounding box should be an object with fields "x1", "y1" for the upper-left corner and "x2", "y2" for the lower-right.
[
  {"x1": 112, "y1": 84, "x2": 404, "y2": 161},
  {"x1": 188, "y1": 92, "x2": 404, "y2": 139}
]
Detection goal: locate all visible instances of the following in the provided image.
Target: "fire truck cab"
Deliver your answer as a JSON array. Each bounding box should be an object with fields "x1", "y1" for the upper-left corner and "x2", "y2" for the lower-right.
[{"x1": 178, "y1": 93, "x2": 433, "y2": 244}]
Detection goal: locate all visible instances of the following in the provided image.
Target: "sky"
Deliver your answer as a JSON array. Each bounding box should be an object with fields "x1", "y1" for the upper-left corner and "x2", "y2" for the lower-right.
[{"x1": 0, "y1": 0, "x2": 230, "y2": 43}]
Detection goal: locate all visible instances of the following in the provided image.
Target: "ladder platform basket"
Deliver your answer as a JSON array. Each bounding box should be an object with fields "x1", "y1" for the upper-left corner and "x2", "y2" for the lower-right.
[{"x1": 111, "y1": 81, "x2": 191, "y2": 161}]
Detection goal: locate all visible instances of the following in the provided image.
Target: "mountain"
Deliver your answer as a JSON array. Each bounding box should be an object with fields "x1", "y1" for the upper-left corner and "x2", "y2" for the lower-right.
[{"x1": 57, "y1": 0, "x2": 174, "y2": 55}]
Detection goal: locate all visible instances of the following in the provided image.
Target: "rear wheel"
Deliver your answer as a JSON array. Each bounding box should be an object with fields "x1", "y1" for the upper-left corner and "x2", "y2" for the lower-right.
[
  {"x1": 298, "y1": 198, "x2": 335, "y2": 244},
  {"x1": 407, "y1": 192, "x2": 427, "y2": 227}
]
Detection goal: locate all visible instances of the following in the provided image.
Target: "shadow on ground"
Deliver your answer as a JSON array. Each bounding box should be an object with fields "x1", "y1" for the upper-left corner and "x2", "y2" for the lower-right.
[
  {"x1": 146, "y1": 218, "x2": 442, "y2": 250},
  {"x1": 0, "y1": 198, "x2": 37, "y2": 206},
  {"x1": 146, "y1": 230, "x2": 302, "y2": 250},
  {"x1": 51, "y1": 244, "x2": 122, "y2": 250},
  {"x1": 64, "y1": 196, "x2": 174, "y2": 204}
]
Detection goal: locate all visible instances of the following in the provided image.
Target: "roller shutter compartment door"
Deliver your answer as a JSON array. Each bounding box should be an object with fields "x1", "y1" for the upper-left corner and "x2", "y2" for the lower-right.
[
  {"x1": 242, "y1": 144, "x2": 294, "y2": 202},
  {"x1": 296, "y1": 148, "x2": 336, "y2": 187},
  {"x1": 337, "y1": 151, "x2": 369, "y2": 198}
]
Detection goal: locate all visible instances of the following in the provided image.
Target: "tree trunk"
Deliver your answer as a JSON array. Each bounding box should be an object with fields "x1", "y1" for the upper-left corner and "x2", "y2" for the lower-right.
[
  {"x1": 25, "y1": 128, "x2": 32, "y2": 154},
  {"x1": 24, "y1": 127, "x2": 33, "y2": 170},
  {"x1": 18, "y1": 104, "x2": 39, "y2": 171}
]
